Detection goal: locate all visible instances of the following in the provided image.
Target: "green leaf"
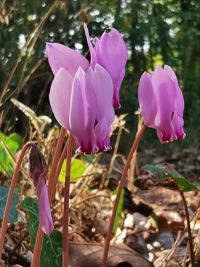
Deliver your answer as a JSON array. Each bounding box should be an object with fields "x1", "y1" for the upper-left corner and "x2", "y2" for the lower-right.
[
  {"x1": 0, "y1": 132, "x2": 22, "y2": 175},
  {"x1": 19, "y1": 198, "x2": 62, "y2": 267},
  {"x1": 59, "y1": 159, "x2": 87, "y2": 183},
  {"x1": 82, "y1": 154, "x2": 95, "y2": 163},
  {"x1": 6, "y1": 133, "x2": 23, "y2": 153},
  {"x1": 143, "y1": 164, "x2": 199, "y2": 192},
  {"x1": 113, "y1": 189, "x2": 124, "y2": 234},
  {"x1": 0, "y1": 186, "x2": 19, "y2": 222}
]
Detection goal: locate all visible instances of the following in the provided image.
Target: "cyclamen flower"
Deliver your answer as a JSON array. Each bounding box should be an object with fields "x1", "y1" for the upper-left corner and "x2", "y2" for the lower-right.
[
  {"x1": 138, "y1": 65, "x2": 186, "y2": 143},
  {"x1": 49, "y1": 64, "x2": 115, "y2": 153},
  {"x1": 84, "y1": 24, "x2": 128, "y2": 108},
  {"x1": 29, "y1": 145, "x2": 54, "y2": 235},
  {"x1": 46, "y1": 24, "x2": 128, "y2": 108}
]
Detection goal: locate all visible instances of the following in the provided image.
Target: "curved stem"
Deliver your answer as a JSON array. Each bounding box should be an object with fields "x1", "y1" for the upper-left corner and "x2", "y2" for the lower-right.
[
  {"x1": 62, "y1": 134, "x2": 73, "y2": 267},
  {"x1": 48, "y1": 128, "x2": 66, "y2": 198},
  {"x1": 179, "y1": 190, "x2": 195, "y2": 267},
  {"x1": 0, "y1": 141, "x2": 34, "y2": 260},
  {"x1": 51, "y1": 139, "x2": 69, "y2": 200},
  {"x1": 101, "y1": 125, "x2": 146, "y2": 267},
  {"x1": 31, "y1": 128, "x2": 66, "y2": 267}
]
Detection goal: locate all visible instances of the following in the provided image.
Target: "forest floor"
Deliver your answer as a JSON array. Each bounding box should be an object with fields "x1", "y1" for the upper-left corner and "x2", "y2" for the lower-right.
[{"x1": 1, "y1": 142, "x2": 200, "y2": 267}]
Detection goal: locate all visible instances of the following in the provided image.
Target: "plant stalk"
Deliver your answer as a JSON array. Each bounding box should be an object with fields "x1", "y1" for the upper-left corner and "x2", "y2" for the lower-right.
[
  {"x1": 0, "y1": 142, "x2": 34, "y2": 260},
  {"x1": 62, "y1": 134, "x2": 73, "y2": 267},
  {"x1": 101, "y1": 124, "x2": 146, "y2": 267},
  {"x1": 179, "y1": 190, "x2": 195, "y2": 267}
]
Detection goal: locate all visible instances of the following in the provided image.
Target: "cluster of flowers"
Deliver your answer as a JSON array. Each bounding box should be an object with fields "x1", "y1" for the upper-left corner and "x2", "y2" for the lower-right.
[
  {"x1": 33, "y1": 24, "x2": 186, "y2": 235},
  {"x1": 46, "y1": 24, "x2": 127, "y2": 154},
  {"x1": 47, "y1": 24, "x2": 185, "y2": 150}
]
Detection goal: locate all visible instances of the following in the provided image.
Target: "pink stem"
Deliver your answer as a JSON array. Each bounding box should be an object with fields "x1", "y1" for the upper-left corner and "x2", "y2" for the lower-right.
[
  {"x1": 62, "y1": 134, "x2": 73, "y2": 267},
  {"x1": 0, "y1": 141, "x2": 34, "y2": 260},
  {"x1": 50, "y1": 139, "x2": 69, "y2": 200},
  {"x1": 101, "y1": 125, "x2": 146, "y2": 267}
]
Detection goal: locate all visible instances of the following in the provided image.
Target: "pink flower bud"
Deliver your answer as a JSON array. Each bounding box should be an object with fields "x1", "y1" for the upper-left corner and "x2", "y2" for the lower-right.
[{"x1": 29, "y1": 145, "x2": 54, "y2": 235}]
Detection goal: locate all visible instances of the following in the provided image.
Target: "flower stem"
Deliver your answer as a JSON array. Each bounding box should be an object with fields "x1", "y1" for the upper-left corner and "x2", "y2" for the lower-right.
[
  {"x1": 31, "y1": 128, "x2": 66, "y2": 267},
  {"x1": 62, "y1": 134, "x2": 73, "y2": 267},
  {"x1": 101, "y1": 124, "x2": 146, "y2": 267},
  {"x1": 49, "y1": 128, "x2": 66, "y2": 198},
  {"x1": 51, "y1": 139, "x2": 69, "y2": 200},
  {"x1": 0, "y1": 141, "x2": 34, "y2": 260},
  {"x1": 179, "y1": 190, "x2": 195, "y2": 267}
]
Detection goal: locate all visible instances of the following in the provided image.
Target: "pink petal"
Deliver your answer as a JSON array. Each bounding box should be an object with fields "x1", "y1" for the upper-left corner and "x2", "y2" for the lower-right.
[
  {"x1": 138, "y1": 72, "x2": 157, "y2": 127},
  {"x1": 95, "y1": 28, "x2": 128, "y2": 82},
  {"x1": 172, "y1": 112, "x2": 186, "y2": 140},
  {"x1": 37, "y1": 179, "x2": 54, "y2": 235},
  {"x1": 152, "y1": 66, "x2": 176, "y2": 142},
  {"x1": 46, "y1": 42, "x2": 89, "y2": 76},
  {"x1": 69, "y1": 67, "x2": 96, "y2": 153},
  {"x1": 87, "y1": 64, "x2": 115, "y2": 126},
  {"x1": 83, "y1": 24, "x2": 97, "y2": 67},
  {"x1": 164, "y1": 65, "x2": 184, "y2": 116},
  {"x1": 49, "y1": 68, "x2": 73, "y2": 130},
  {"x1": 94, "y1": 118, "x2": 112, "y2": 152},
  {"x1": 113, "y1": 69, "x2": 125, "y2": 108}
]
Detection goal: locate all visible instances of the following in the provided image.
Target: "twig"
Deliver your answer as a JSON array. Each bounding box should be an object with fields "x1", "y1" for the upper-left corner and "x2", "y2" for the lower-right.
[
  {"x1": 179, "y1": 190, "x2": 195, "y2": 267},
  {"x1": 101, "y1": 124, "x2": 146, "y2": 267}
]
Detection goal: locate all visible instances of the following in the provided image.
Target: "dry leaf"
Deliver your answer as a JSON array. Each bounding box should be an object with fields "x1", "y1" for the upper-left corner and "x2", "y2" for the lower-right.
[{"x1": 69, "y1": 242, "x2": 154, "y2": 267}]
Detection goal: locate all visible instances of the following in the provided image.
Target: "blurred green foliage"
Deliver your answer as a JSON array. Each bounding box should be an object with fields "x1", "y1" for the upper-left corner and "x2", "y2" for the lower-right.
[
  {"x1": 0, "y1": 0, "x2": 200, "y2": 145},
  {"x1": 59, "y1": 158, "x2": 87, "y2": 183},
  {"x1": 0, "y1": 132, "x2": 22, "y2": 175}
]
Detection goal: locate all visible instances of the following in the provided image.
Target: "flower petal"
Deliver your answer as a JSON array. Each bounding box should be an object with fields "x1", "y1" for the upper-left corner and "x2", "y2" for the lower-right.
[
  {"x1": 172, "y1": 112, "x2": 186, "y2": 140},
  {"x1": 37, "y1": 179, "x2": 54, "y2": 235},
  {"x1": 49, "y1": 68, "x2": 73, "y2": 130},
  {"x1": 164, "y1": 65, "x2": 184, "y2": 116},
  {"x1": 87, "y1": 64, "x2": 115, "y2": 125},
  {"x1": 69, "y1": 67, "x2": 96, "y2": 153},
  {"x1": 138, "y1": 71, "x2": 157, "y2": 127},
  {"x1": 84, "y1": 23, "x2": 97, "y2": 67},
  {"x1": 95, "y1": 118, "x2": 112, "y2": 152},
  {"x1": 46, "y1": 42, "x2": 89, "y2": 76},
  {"x1": 113, "y1": 68, "x2": 125, "y2": 108},
  {"x1": 152, "y1": 66, "x2": 176, "y2": 142},
  {"x1": 95, "y1": 28, "x2": 128, "y2": 82}
]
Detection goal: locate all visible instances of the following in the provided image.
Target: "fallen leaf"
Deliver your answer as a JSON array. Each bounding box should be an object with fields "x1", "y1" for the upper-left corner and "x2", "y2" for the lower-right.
[{"x1": 69, "y1": 242, "x2": 154, "y2": 267}]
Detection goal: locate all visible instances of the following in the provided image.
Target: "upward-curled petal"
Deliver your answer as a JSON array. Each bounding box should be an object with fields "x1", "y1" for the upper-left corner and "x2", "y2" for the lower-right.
[
  {"x1": 46, "y1": 42, "x2": 89, "y2": 76},
  {"x1": 138, "y1": 72, "x2": 157, "y2": 127},
  {"x1": 49, "y1": 68, "x2": 73, "y2": 130},
  {"x1": 152, "y1": 66, "x2": 176, "y2": 142},
  {"x1": 95, "y1": 29, "x2": 128, "y2": 81},
  {"x1": 113, "y1": 68, "x2": 125, "y2": 108},
  {"x1": 94, "y1": 118, "x2": 112, "y2": 152},
  {"x1": 164, "y1": 65, "x2": 184, "y2": 116},
  {"x1": 84, "y1": 24, "x2": 97, "y2": 68},
  {"x1": 86, "y1": 64, "x2": 115, "y2": 125},
  {"x1": 69, "y1": 67, "x2": 96, "y2": 153}
]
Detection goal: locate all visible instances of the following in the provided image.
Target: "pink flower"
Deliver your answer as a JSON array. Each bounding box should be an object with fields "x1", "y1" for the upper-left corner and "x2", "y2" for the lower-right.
[
  {"x1": 84, "y1": 24, "x2": 128, "y2": 108},
  {"x1": 29, "y1": 145, "x2": 54, "y2": 235},
  {"x1": 49, "y1": 64, "x2": 115, "y2": 153},
  {"x1": 138, "y1": 65, "x2": 186, "y2": 143},
  {"x1": 46, "y1": 24, "x2": 128, "y2": 109}
]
